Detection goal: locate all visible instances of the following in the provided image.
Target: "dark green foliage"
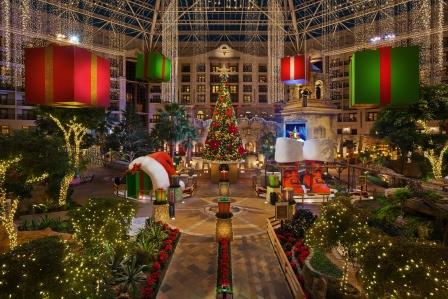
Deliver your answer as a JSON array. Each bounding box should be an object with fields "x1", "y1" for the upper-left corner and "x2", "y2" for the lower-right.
[
  {"x1": 281, "y1": 209, "x2": 317, "y2": 239},
  {"x1": 358, "y1": 235, "x2": 448, "y2": 298},
  {"x1": 309, "y1": 247, "x2": 342, "y2": 278},
  {"x1": 105, "y1": 103, "x2": 160, "y2": 162},
  {"x1": 259, "y1": 131, "x2": 276, "y2": 161},
  {"x1": 0, "y1": 129, "x2": 70, "y2": 201},
  {"x1": 18, "y1": 215, "x2": 73, "y2": 233},
  {"x1": 0, "y1": 237, "x2": 65, "y2": 298},
  {"x1": 152, "y1": 103, "x2": 197, "y2": 158},
  {"x1": 366, "y1": 174, "x2": 389, "y2": 188},
  {"x1": 114, "y1": 256, "x2": 147, "y2": 298}
]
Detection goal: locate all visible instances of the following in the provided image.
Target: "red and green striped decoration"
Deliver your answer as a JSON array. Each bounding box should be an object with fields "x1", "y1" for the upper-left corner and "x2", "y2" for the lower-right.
[
  {"x1": 126, "y1": 170, "x2": 152, "y2": 199},
  {"x1": 350, "y1": 46, "x2": 419, "y2": 107},
  {"x1": 135, "y1": 52, "x2": 171, "y2": 82}
]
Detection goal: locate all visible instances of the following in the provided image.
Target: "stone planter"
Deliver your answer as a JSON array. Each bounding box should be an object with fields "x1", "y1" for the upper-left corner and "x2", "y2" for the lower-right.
[
  {"x1": 216, "y1": 217, "x2": 233, "y2": 241},
  {"x1": 153, "y1": 204, "x2": 169, "y2": 223}
]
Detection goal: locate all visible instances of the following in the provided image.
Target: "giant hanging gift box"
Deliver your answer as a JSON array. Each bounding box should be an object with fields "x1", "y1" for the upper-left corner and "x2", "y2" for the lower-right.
[
  {"x1": 126, "y1": 170, "x2": 152, "y2": 199},
  {"x1": 349, "y1": 46, "x2": 419, "y2": 107},
  {"x1": 135, "y1": 52, "x2": 171, "y2": 82},
  {"x1": 25, "y1": 45, "x2": 110, "y2": 107},
  {"x1": 280, "y1": 55, "x2": 307, "y2": 85}
]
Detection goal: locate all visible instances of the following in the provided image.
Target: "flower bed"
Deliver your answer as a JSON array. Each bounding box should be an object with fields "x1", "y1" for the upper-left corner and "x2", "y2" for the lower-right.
[
  {"x1": 217, "y1": 238, "x2": 233, "y2": 297},
  {"x1": 140, "y1": 223, "x2": 180, "y2": 299},
  {"x1": 275, "y1": 229, "x2": 312, "y2": 299}
]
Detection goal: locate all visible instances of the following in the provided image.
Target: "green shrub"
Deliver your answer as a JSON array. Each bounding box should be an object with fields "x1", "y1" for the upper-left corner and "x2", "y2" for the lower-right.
[
  {"x1": 358, "y1": 235, "x2": 448, "y2": 298},
  {"x1": 309, "y1": 247, "x2": 342, "y2": 278},
  {"x1": 69, "y1": 197, "x2": 136, "y2": 252},
  {"x1": 281, "y1": 209, "x2": 316, "y2": 239},
  {"x1": 19, "y1": 215, "x2": 73, "y2": 233},
  {"x1": 0, "y1": 236, "x2": 65, "y2": 298},
  {"x1": 367, "y1": 175, "x2": 389, "y2": 187}
]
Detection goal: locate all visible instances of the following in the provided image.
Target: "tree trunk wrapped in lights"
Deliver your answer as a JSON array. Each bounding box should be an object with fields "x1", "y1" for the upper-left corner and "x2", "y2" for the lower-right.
[
  {"x1": 417, "y1": 120, "x2": 448, "y2": 180},
  {"x1": 49, "y1": 114, "x2": 87, "y2": 206},
  {"x1": 0, "y1": 157, "x2": 21, "y2": 250}
]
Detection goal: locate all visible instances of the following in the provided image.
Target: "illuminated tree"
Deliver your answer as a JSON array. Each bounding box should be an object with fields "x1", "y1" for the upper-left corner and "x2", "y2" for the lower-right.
[
  {"x1": 0, "y1": 157, "x2": 21, "y2": 249},
  {"x1": 49, "y1": 115, "x2": 87, "y2": 206},
  {"x1": 203, "y1": 69, "x2": 245, "y2": 162}
]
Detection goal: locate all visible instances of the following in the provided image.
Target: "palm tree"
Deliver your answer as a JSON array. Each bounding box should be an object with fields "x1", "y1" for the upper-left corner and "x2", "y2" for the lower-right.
[{"x1": 152, "y1": 103, "x2": 196, "y2": 158}]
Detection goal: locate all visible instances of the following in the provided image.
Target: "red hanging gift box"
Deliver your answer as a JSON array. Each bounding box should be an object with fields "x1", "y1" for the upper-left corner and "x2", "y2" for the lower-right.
[
  {"x1": 25, "y1": 45, "x2": 110, "y2": 108},
  {"x1": 280, "y1": 55, "x2": 308, "y2": 85}
]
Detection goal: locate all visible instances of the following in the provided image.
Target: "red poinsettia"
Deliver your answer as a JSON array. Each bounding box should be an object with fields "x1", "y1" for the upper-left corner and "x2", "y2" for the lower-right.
[
  {"x1": 151, "y1": 261, "x2": 161, "y2": 272},
  {"x1": 141, "y1": 286, "x2": 153, "y2": 299},
  {"x1": 158, "y1": 251, "x2": 169, "y2": 265},
  {"x1": 209, "y1": 140, "x2": 220, "y2": 150},
  {"x1": 212, "y1": 121, "x2": 221, "y2": 128},
  {"x1": 225, "y1": 107, "x2": 233, "y2": 117},
  {"x1": 228, "y1": 124, "x2": 238, "y2": 134},
  {"x1": 237, "y1": 145, "x2": 246, "y2": 155}
]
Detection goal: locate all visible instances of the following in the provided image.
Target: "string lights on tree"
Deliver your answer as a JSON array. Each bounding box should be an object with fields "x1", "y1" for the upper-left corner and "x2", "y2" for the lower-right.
[
  {"x1": 0, "y1": 157, "x2": 21, "y2": 250},
  {"x1": 49, "y1": 114, "x2": 87, "y2": 206},
  {"x1": 417, "y1": 120, "x2": 448, "y2": 179}
]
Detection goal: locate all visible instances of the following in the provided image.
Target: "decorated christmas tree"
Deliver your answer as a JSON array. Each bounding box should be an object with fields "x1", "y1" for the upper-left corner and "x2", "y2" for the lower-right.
[{"x1": 203, "y1": 68, "x2": 245, "y2": 162}]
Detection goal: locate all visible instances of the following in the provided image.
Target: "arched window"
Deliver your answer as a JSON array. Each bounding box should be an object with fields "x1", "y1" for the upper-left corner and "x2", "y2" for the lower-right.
[{"x1": 196, "y1": 110, "x2": 205, "y2": 120}]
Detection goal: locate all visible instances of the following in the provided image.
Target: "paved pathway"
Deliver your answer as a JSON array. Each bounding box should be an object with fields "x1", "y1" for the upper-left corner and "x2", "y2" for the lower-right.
[{"x1": 157, "y1": 235, "x2": 217, "y2": 299}]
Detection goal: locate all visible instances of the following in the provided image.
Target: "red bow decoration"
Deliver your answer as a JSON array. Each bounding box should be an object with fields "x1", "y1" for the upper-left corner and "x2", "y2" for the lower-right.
[{"x1": 129, "y1": 163, "x2": 142, "y2": 174}]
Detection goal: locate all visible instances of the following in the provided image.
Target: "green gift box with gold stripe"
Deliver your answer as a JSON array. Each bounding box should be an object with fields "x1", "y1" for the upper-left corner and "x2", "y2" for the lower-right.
[
  {"x1": 135, "y1": 51, "x2": 171, "y2": 82},
  {"x1": 350, "y1": 46, "x2": 419, "y2": 107}
]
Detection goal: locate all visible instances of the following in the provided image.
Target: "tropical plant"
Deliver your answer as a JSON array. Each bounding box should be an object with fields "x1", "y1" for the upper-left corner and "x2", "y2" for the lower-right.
[
  {"x1": 152, "y1": 103, "x2": 196, "y2": 158},
  {"x1": 105, "y1": 103, "x2": 159, "y2": 162},
  {"x1": 114, "y1": 256, "x2": 147, "y2": 298}
]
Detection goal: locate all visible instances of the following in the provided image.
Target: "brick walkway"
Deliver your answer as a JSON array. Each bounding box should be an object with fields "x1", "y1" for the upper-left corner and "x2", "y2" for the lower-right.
[{"x1": 157, "y1": 235, "x2": 217, "y2": 299}]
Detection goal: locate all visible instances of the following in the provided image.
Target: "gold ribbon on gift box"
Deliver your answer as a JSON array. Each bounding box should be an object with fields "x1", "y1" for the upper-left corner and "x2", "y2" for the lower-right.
[{"x1": 44, "y1": 46, "x2": 99, "y2": 107}]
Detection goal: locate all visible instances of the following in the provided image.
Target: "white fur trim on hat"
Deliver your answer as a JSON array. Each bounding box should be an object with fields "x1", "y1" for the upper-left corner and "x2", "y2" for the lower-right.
[
  {"x1": 275, "y1": 137, "x2": 303, "y2": 163},
  {"x1": 303, "y1": 138, "x2": 336, "y2": 162},
  {"x1": 129, "y1": 156, "x2": 170, "y2": 190}
]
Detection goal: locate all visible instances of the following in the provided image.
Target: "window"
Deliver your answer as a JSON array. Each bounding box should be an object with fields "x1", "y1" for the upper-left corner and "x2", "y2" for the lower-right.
[
  {"x1": 259, "y1": 94, "x2": 267, "y2": 103},
  {"x1": 229, "y1": 64, "x2": 238, "y2": 72},
  {"x1": 182, "y1": 85, "x2": 191, "y2": 93},
  {"x1": 197, "y1": 94, "x2": 206, "y2": 103},
  {"x1": 196, "y1": 111, "x2": 205, "y2": 120},
  {"x1": 211, "y1": 85, "x2": 220, "y2": 93},
  {"x1": 210, "y1": 63, "x2": 221, "y2": 72},
  {"x1": 366, "y1": 112, "x2": 378, "y2": 121},
  {"x1": 126, "y1": 61, "x2": 136, "y2": 81},
  {"x1": 197, "y1": 85, "x2": 206, "y2": 92},
  {"x1": 243, "y1": 85, "x2": 252, "y2": 92},
  {"x1": 197, "y1": 74, "x2": 206, "y2": 82},
  {"x1": 0, "y1": 94, "x2": 9, "y2": 105},
  {"x1": 210, "y1": 75, "x2": 220, "y2": 83},
  {"x1": 243, "y1": 95, "x2": 252, "y2": 103},
  {"x1": 181, "y1": 64, "x2": 191, "y2": 72},
  {"x1": 182, "y1": 95, "x2": 191, "y2": 104},
  {"x1": 337, "y1": 114, "x2": 342, "y2": 122},
  {"x1": 259, "y1": 85, "x2": 267, "y2": 93},
  {"x1": 243, "y1": 64, "x2": 252, "y2": 72},
  {"x1": 259, "y1": 75, "x2": 267, "y2": 83},
  {"x1": 229, "y1": 85, "x2": 238, "y2": 93},
  {"x1": 230, "y1": 94, "x2": 238, "y2": 103},
  {"x1": 337, "y1": 128, "x2": 342, "y2": 134},
  {"x1": 152, "y1": 114, "x2": 160, "y2": 123},
  {"x1": 1, "y1": 125, "x2": 10, "y2": 135},
  {"x1": 258, "y1": 64, "x2": 267, "y2": 72},
  {"x1": 196, "y1": 64, "x2": 206, "y2": 72},
  {"x1": 351, "y1": 128, "x2": 357, "y2": 135},
  {"x1": 227, "y1": 75, "x2": 238, "y2": 83},
  {"x1": 181, "y1": 75, "x2": 190, "y2": 82},
  {"x1": 348, "y1": 113, "x2": 357, "y2": 122},
  {"x1": 243, "y1": 75, "x2": 252, "y2": 82}
]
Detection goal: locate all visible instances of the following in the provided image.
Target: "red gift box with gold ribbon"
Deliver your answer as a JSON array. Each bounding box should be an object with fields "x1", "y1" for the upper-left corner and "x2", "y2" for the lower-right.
[{"x1": 25, "y1": 45, "x2": 110, "y2": 108}]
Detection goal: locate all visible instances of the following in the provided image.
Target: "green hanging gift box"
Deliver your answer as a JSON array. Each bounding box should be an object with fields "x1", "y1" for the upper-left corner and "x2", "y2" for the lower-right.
[
  {"x1": 126, "y1": 171, "x2": 152, "y2": 199},
  {"x1": 349, "y1": 46, "x2": 419, "y2": 107},
  {"x1": 135, "y1": 52, "x2": 171, "y2": 82}
]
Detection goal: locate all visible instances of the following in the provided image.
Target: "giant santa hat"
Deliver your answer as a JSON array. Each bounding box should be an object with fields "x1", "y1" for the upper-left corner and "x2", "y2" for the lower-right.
[{"x1": 129, "y1": 152, "x2": 177, "y2": 190}]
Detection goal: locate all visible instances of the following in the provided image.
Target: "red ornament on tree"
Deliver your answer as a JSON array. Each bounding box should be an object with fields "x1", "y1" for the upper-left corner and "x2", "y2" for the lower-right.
[
  {"x1": 228, "y1": 124, "x2": 238, "y2": 134},
  {"x1": 238, "y1": 145, "x2": 246, "y2": 156},
  {"x1": 226, "y1": 108, "x2": 233, "y2": 117}
]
